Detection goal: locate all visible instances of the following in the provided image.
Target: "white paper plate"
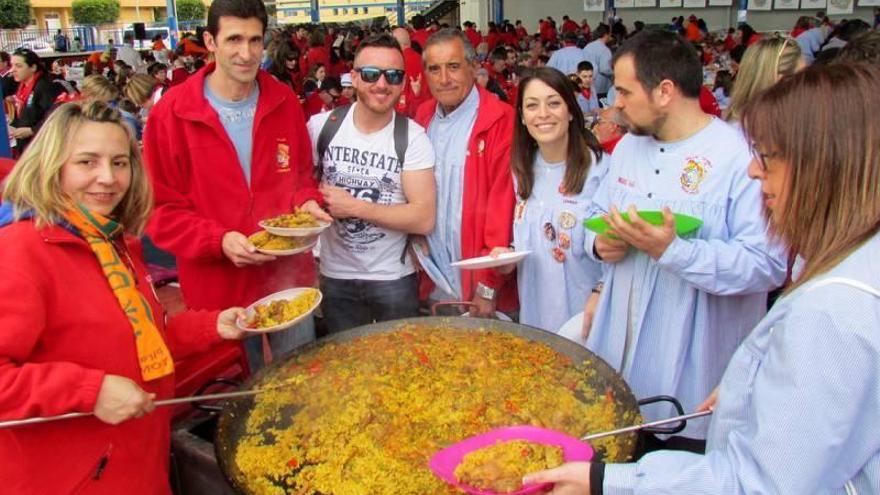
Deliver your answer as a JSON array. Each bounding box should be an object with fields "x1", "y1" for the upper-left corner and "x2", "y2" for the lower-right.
[
  {"x1": 258, "y1": 220, "x2": 331, "y2": 237},
  {"x1": 557, "y1": 311, "x2": 587, "y2": 345},
  {"x1": 255, "y1": 237, "x2": 318, "y2": 256},
  {"x1": 461, "y1": 311, "x2": 513, "y2": 321},
  {"x1": 236, "y1": 287, "x2": 322, "y2": 333},
  {"x1": 451, "y1": 251, "x2": 531, "y2": 270}
]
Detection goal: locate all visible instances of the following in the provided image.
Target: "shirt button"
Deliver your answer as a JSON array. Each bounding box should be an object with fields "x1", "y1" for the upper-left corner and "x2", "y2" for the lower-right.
[
  {"x1": 655, "y1": 169, "x2": 660, "y2": 174},
  {"x1": 647, "y1": 193, "x2": 653, "y2": 198},
  {"x1": 659, "y1": 147, "x2": 665, "y2": 152}
]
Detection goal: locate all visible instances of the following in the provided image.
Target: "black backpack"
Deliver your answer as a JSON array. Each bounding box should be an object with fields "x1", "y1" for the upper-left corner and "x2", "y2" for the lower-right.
[{"x1": 315, "y1": 103, "x2": 408, "y2": 181}]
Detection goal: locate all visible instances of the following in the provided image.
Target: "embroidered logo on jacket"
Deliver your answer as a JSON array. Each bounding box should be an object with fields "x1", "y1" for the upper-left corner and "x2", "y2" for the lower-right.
[
  {"x1": 680, "y1": 157, "x2": 711, "y2": 194},
  {"x1": 276, "y1": 139, "x2": 290, "y2": 172}
]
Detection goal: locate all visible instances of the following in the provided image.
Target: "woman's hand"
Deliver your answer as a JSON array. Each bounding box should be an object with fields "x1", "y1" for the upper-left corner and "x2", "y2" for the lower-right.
[
  {"x1": 93, "y1": 375, "x2": 155, "y2": 425},
  {"x1": 697, "y1": 387, "x2": 719, "y2": 412},
  {"x1": 217, "y1": 307, "x2": 248, "y2": 340},
  {"x1": 489, "y1": 246, "x2": 515, "y2": 275},
  {"x1": 581, "y1": 291, "x2": 600, "y2": 342},
  {"x1": 523, "y1": 462, "x2": 591, "y2": 495},
  {"x1": 9, "y1": 127, "x2": 33, "y2": 140}
]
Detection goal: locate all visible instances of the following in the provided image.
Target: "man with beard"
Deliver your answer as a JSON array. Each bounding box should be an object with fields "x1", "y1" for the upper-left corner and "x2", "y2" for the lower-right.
[
  {"x1": 307, "y1": 34, "x2": 436, "y2": 334},
  {"x1": 582, "y1": 30, "x2": 787, "y2": 441}
]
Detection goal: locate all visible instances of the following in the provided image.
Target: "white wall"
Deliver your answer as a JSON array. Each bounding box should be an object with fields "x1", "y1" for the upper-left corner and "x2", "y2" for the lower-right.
[{"x1": 465, "y1": 0, "x2": 876, "y2": 34}]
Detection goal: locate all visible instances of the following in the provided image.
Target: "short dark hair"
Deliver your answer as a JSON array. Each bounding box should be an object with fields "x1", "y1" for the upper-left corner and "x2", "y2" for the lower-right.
[
  {"x1": 207, "y1": 0, "x2": 268, "y2": 38},
  {"x1": 577, "y1": 60, "x2": 594, "y2": 72},
  {"x1": 612, "y1": 29, "x2": 702, "y2": 99},
  {"x1": 321, "y1": 75, "x2": 342, "y2": 93},
  {"x1": 593, "y1": 24, "x2": 610, "y2": 39},
  {"x1": 12, "y1": 48, "x2": 41, "y2": 70},
  {"x1": 490, "y1": 46, "x2": 507, "y2": 62},
  {"x1": 0, "y1": 51, "x2": 10, "y2": 64},
  {"x1": 563, "y1": 31, "x2": 578, "y2": 43},
  {"x1": 354, "y1": 33, "x2": 403, "y2": 61}
]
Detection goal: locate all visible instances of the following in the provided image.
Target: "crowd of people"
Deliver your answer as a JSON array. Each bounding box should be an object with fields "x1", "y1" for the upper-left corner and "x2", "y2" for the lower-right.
[{"x1": 0, "y1": 0, "x2": 879, "y2": 493}]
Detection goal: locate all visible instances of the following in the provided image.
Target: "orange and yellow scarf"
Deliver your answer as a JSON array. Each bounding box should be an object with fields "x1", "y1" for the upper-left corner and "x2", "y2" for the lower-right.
[{"x1": 62, "y1": 204, "x2": 174, "y2": 381}]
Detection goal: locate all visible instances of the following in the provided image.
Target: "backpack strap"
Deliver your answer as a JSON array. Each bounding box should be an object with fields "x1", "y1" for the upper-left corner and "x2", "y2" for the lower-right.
[
  {"x1": 393, "y1": 110, "x2": 408, "y2": 167},
  {"x1": 315, "y1": 103, "x2": 352, "y2": 181}
]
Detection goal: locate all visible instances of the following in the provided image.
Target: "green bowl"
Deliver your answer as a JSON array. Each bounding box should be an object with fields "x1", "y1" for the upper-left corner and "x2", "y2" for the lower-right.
[{"x1": 583, "y1": 211, "x2": 703, "y2": 236}]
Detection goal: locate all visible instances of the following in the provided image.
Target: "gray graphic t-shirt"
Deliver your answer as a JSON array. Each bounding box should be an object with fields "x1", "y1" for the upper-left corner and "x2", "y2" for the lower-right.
[{"x1": 307, "y1": 103, "x2": 434, "y2": 280}]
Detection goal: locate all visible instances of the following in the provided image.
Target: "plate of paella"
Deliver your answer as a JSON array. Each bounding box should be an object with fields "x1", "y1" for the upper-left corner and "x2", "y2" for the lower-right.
[
  {"x1": 247, "y1": 230, "x2": 317, "y2": 256},
  {"x1": 259, "y1": 210, "x2": 330, "y2": 237},
  {"x1": 236, "y1": 288, "x2": 322, "y2": 333}
]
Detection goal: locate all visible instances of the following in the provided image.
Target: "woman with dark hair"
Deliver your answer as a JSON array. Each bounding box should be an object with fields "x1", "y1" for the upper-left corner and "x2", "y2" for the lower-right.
[
  {"x1": 492, "y1": 67, "x2": 605, "y2": 333},
  {"x1": 267, "y1": 39, "x2": 303, "y2": 94},
  {"x1": 524, "y1": 61, "x2": 880, "y2": 495},
  {"x1": 7, "y1": 48, "x2": 61, "y2": 154},
  {"x1": 737, "y1": 22, "x2": 760, "y2": 47}
]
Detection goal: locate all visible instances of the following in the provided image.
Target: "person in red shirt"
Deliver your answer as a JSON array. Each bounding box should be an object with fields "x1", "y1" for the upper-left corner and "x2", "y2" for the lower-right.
[
  {"x1": 501, "y1": 24, "x2": 518, "y2": 47},
  {"x1": 699, "y1": 85, "x2": 721, "y2": 118},
  {"x1": 305, "y1": 31, "x2": 330, "y2": 74},
  {"x1": 464, "y1": 21, "x2": 483, "y2": 49},
  {"x1": 143, "y1": 0, "x2": 330, "y2": 372},
  {"x1": 291, "y1": 24, "x2": 309, "y2": 54},
  {"x1": 486, "y1": 23, "x2": 501, "y2": 52},
  {"x1": 581, "y1": 19, "x2": 592, "y2": 39},
  {"x1": 515, "y1": 20, "x2": 528, "y2": 41},
  {"x1": 410, "y1": 14, "x2": 430, "y2": 50},
  {"x1": 392, "y1": 27, "x2": 428, "y2": 117},
  {"x1": 304, "y1": 76, "x2": 342, "y2": 118},
  {"x1": 562, "y1": 15, "x2": 579, "y2": 35},
  {"x1": 685, "y1": 15, "x2": 703, "y2": 42}
]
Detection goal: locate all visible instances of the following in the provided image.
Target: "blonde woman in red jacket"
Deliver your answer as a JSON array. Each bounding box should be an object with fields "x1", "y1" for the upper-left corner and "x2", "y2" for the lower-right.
[{"x1": 0, "y1": 101, "x2": 246, "y2": 495}]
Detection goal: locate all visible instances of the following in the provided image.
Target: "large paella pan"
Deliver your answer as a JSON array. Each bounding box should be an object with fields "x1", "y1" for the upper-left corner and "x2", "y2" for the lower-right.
[{"x1": 215, "y1": 317, "x2": 653, "y2": 495}]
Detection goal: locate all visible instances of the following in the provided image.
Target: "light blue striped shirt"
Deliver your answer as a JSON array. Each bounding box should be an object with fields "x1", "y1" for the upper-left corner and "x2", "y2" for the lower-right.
[
  {"x1": 584, "y1": 118, "x2": 788, "y2": 438},
  {"x1": 582, "y1": 40, "x2": 613, "y2": 95},
  {"x1": 513, "y1": 152, "x2": 607, "y2": 332},
  {"x1": 425, "y1": 85, "x2": 480, "y2": 300},
  {"x1": 604, "y1": 233, "x2": 880, "y2": 495}
]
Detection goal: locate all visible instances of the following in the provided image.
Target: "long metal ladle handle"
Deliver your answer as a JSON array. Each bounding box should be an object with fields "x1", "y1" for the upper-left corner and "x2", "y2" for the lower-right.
[
  {"x1": 582, "y1": 409, "x2": 713, "y2": 442},
  {"x1": 0, "y1": 388, "x2": 265, "y2": 430}
]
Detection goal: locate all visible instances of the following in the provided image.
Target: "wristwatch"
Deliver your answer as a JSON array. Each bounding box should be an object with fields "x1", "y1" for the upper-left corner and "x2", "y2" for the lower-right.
[{"x1": 475, "y1": 283, "x2": 497, "y2": 300}]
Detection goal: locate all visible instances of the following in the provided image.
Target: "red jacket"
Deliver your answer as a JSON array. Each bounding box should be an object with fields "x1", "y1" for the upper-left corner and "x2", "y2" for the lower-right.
[
  {"x1": 0, "y1": 220, "x2": 221, "y2": 495},
  {"x1": 143, "y1": 64, "x2": 322, "y2": 310},
  {"x1": 415, "y1": 85, "x2": 517, "y2": 310},
  {"x1": 411, "y1": 28, "x2": 431, "y2": 50},
  {"x1": 465, "y1": 27, "x2": 483, "y2": 50},
  {"x1": 305, "y1": 46, "x2": 330, "y2": 73}
]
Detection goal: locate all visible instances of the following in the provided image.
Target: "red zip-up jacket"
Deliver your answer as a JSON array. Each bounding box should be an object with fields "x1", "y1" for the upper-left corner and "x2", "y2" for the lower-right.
[
  {"x1": 143, "y1": 64, "x2": 322, "y2": 310},
  {"x1": 0, "y1": 220, "x2": 221, "y2": 495},
  {"x1": 415, "y1": 85, "x2": 517, "y2": 311}
]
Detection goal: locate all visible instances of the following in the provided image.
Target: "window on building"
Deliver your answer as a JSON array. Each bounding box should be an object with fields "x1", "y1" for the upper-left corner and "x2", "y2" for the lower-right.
[{"x1": 333, "y1": 8, "x2": 339, "y2": 15}]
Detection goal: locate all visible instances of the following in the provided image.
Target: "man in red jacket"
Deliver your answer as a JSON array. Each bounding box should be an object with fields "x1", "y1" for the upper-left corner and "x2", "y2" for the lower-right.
[
  {"x1": 143, "y1": 0, "x2": 330, "y2": 372},
  {"x1": 415, "y1": 28, "x2": 517, "y2": 318}
]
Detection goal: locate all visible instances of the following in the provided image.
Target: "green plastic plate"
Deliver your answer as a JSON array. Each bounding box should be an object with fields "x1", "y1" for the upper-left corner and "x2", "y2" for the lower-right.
[{"x1": 583, "y1": 211, "x2": 703, "y2": 236}]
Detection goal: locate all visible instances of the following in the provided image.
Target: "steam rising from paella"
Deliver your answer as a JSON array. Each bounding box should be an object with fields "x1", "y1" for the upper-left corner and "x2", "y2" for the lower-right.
[{"x1": 232, "y1": 325, "x2": 638, "y2": 494}]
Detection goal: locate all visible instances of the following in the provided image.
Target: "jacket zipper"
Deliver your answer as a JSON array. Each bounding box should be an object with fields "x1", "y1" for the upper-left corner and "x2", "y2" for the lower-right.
[{"x1": 71, "y1": 443, "x2": 114, "y2": 494}]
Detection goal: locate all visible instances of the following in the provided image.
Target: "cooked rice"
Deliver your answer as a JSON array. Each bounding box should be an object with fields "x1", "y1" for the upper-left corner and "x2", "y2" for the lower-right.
[
  {"x1": 454, "y1": 440, "x2": 564, "y2": 493},
  {"x1": 233, "y1": 325, "x2": 637, "y2": 494}
]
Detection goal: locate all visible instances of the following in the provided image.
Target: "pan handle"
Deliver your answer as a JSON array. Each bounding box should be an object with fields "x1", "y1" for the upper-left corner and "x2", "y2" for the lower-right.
[
  {"x1": 637, "y1": 395, "x2": 688, "y2": 435},
  {"x1": 192, "y1": 378, "x2": 242, "y2": 413}
]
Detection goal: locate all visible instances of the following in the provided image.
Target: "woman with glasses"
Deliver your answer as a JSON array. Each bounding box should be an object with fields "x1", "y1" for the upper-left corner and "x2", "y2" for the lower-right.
[
  {"x1": 525, "y1": 61, "x2": 880, "y2": 495},
  {"x1": 7, "y1": 48, "x2": 62, "y2": 154},
  {"x1": 267, "y1": 39, "x2": 303, "y2": 95},
  {"x1": 491, "y1": 67, "x2": 606, "y2": 333},
  {"x1": 726, "y1": 37, "x2": 804, "y2": 123},
  {"x1": 0, "y1": 101, "x2": 247, "y2": 493}
]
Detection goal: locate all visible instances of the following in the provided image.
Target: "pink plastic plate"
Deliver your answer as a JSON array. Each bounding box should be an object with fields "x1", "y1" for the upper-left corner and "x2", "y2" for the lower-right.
[{"x1": 429, "y1": 426, "x2": 594, "y2": 495}]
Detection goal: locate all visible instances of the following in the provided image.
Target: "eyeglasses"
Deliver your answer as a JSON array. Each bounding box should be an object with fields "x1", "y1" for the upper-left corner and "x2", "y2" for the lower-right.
[
  {"x1": 750, "y1": 143, "x2": 771, "y2": 172},
  {"x1": 355, "y1": 66, "x2": 405, "y2": 85}
]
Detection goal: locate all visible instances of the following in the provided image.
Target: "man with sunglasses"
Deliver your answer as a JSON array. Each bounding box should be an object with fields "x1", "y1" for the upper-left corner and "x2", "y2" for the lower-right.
[
  {"x1": 414, "y1": 28, "x2": 517, "y2": 319},
  {"x1": 307, "y1": 34, "x2": 436, "y2": 334}
]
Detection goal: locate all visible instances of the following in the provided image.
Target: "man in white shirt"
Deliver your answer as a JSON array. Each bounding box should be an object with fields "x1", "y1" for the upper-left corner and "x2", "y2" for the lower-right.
[
  {"x1": 308, "y1": 34, "x2": 436, "y2": 333},
  {"x1": 582, "y1": 24, "x2": 614, "y2": 98},
  {"x1": 548, "y1": 31, "x2": 587, "y2": 76},
  {"x1": 116, "y1": 34, "x2": 143, "y2": 73}
]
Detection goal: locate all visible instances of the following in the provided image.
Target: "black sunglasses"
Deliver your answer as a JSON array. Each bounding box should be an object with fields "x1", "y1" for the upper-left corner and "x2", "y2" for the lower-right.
[{"x1": 355, "y1": 66, "x2": 405, "y2": 85}]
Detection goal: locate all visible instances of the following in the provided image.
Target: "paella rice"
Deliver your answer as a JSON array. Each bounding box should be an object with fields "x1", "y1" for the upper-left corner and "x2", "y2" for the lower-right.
[
  {"x1": 232, "y1": 325, "x2": 637, "y2": 495},
  {"x1": 248, "y1": 231, "x2": 313, "y2": 251},
  {"x1": 245, "y1": 290, "x2": 319, "y2": 329},
  {"x1": 454, "y1": 440, "x2": 564, "y2": 493},
  {"x1": 263, "y1": 210, "x2": 320, "y2": 229}
]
